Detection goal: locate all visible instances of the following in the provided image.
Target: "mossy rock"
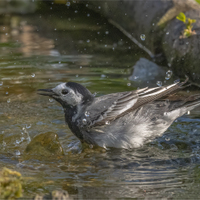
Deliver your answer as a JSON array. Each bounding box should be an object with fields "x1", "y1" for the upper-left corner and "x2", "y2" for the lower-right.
[{"x1": 24, "y1": 132, "x2": 64, "y2": 160}]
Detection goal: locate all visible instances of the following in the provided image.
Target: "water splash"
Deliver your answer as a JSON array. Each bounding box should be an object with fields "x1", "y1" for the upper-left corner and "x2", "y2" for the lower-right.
[
  {"x1": 15, "y1": 150, "x2": 21, "y2": 156},
  {"x1": 26, "y1": 124, "x2": 32, "y2": 129},
  {"x1": 31, "y1": 73, "x2": 35, "y2": 77},
  {"x1": 49, "y1": 98, "x2": 54, "y2": 103},
  {"x1": 93, "y1": 92, "x2": 97, "y2": 97}
]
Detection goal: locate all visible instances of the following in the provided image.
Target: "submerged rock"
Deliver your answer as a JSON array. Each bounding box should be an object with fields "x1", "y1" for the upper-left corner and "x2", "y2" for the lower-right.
[
  {"x1": 24, "y1": 132, "x2": 64, "y2": 159},
  {"x1": 129, "y1": 58, "x2": 166, "y2": 87}
]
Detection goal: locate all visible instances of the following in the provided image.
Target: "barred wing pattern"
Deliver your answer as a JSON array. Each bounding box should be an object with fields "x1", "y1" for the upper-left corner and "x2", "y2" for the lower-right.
[{"x1": 84, "y1": 79, "x2": 188, "y2": 127}]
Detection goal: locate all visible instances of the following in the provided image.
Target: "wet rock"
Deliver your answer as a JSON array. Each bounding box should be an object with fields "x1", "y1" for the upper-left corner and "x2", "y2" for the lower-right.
[
  {"x1": 129, "y1": 58, "x2": 166, "y2": 87},
  {"x1": 81, "y1": 0, "x2": 200, "y2": 83},
  {"x1": 24, "y1": 132, "x2": 64, "y2": 159},
  {"x1": 164, "y1": 9, "x2": 200, "y2": 82}
]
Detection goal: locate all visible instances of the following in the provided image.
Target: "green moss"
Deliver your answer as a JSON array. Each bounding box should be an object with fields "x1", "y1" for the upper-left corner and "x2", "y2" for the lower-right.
[
  {"x1": 176, "y1": 12, "x2": 196, "y2": 38},
  {"x1": 0, "y1": 168, "x2": 23, "y2": 199}
]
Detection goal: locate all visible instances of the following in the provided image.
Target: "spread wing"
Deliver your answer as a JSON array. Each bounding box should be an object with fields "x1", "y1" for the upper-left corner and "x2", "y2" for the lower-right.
[{"x1": 82, "y1": 78, "x2": 188, "y2": 127}]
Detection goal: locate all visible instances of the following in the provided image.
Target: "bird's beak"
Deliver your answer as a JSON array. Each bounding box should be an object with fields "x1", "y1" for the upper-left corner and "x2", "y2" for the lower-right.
[{"x1": 37, "y1": 88, "x2": 56, "y2": 97}]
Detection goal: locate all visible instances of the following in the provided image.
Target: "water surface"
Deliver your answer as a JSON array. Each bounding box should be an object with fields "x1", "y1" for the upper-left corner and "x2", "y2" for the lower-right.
[{"x1": 0, "y1": 2, "x2": 200, "y2": 199}]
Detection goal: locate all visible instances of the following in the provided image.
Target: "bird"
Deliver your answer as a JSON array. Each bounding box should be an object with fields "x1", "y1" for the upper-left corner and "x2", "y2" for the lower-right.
[{"x1": 38, "y1": 78, "x2": 200, "y2": 149}]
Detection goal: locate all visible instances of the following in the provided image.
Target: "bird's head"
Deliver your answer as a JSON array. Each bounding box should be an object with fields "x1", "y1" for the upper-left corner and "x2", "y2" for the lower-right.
[{"x1": 38, "y1": 82, "x2": 94, "y2": 108}]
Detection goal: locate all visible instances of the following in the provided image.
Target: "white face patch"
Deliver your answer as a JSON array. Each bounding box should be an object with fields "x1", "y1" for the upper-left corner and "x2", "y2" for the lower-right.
[{"x1": 52, "y1": 83, "x2": 83, "y2": 106}]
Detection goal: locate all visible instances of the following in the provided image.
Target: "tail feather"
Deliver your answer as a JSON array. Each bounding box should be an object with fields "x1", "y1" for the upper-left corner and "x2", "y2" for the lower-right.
[{"x1": 166, "y1": 94, "x2": 200, "y2": 120}]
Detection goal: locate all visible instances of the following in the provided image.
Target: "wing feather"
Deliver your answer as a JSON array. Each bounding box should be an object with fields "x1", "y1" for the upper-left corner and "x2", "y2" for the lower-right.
[{"x1": 86, "y1": 78, "x2": 188, "y2": 127}]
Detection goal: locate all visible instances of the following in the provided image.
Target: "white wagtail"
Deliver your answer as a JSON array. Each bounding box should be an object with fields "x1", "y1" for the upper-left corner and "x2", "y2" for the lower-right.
[{"x1": 38, "y1": 78, "x2": 200, "y2": 149}]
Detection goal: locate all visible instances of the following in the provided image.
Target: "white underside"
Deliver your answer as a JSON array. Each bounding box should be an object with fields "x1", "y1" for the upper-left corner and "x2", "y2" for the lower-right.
[{"x1": 87, "y1": 106, "x2": 191, "y2": 149}]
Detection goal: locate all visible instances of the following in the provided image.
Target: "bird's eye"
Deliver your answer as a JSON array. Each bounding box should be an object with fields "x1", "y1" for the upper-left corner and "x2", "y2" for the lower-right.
[{"x1": 61, "y1": 89, "x2": 68, "y2": 95}]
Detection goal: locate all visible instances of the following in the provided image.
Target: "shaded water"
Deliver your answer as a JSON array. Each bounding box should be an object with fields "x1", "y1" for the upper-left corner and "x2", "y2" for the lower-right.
[{"x1": 1, "y1": 2, "x2": 200, "y2": 199}]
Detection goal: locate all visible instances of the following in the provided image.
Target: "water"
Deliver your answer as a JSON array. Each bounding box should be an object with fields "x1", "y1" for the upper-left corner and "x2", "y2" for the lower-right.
[{"x1": 0, "y1": 2, "x2": 200, "y2": 199}]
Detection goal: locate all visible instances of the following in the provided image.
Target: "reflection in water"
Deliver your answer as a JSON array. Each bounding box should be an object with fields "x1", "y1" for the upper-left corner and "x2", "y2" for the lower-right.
[{"x1": 0, "y1": 2, "x2": 200, "y2": 199}]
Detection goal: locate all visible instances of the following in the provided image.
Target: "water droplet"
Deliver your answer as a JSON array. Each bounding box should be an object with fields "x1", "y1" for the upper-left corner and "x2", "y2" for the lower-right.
[
  {"x1": 66, "y1": 2, "x2": 70, "y2": 6},
  {"x1": 127, "y1": 83, "x2": 131, "y2": 86},
  {"x1": 6, "y1": 91, "x2": 8, "y2": 95},
  {"x1": 166, "y1": 32, "x2": 169, "y2": 35},
  {"x1": 22, "y1": 127, "x2": 26, "y2": 131},
  {"x1": 87, "y1": 13, "x2": 90, "y2": 17},
  {"x1": 80, "y1": 66, "x2": 82, "y2": 69},
  {"x1": 165, "y1": 137, "x2": 170, "y2": 141},
  {"x1": 93, "y1": 92, "x2": 97, "y2": 97},
  {"x1": 54, "y1": 28, "x2": 57, "y2": 31},
  {"x1": 156, "y1": 81, "x2": 162, "y2": 87},
  {"x1": 15, "y1": 150, "x2": 21, "y2": 156},
  {"x1": 7, "y1": 99, "x2": 11, "y2": 103},
  {"x1": 76, "y1": 74, "x2": 79, "y2": 77},
  {"x1": 87, "y1": 39, "x2": 90, "y2": 43},
  {"x1": 49, "y1": 98, "x2": 54, "y2": 103},
  {"x1": 168, "y1": 63, "x2": 171, "y2": 67},
  {"x1": 85, "y1": 111, "x2": 90, "y2": 117},
  {"x1": 105, "y1": 31, "x2": 109, "y2": 34},
  {"x1": 26, "y1": 124, "x2": 32, "y2": 129},
  {"x1": 75, "y1": 10, "x2": 78, "y2": 13},
  {"x1": 187, "y1": 110, "x2": 190, "y2": 115},
  {"x1": 0, "y1": 81, "x2": 3, "y2": 86},
  {"x1": 101, "y1": 74, "x2": 106, "y2": 78},
  {"x1": 165, "y1": 70, "x2": 173, "y2": 80},
  {"x1": 105, "y1": 121, "x2": 110, "y2": 125},
  {"x1": 15, "y1": 140, "x2": 21, "y2": 144},
  {"x1": 140, "y1": 34, "x2": 146, "y2": 41},
  {"x1": 31, "y1": 73, "x2": 35, "y2": 77},
  {"x1": 82, "y1": 118, "x2": 87, "y2": 125}
]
